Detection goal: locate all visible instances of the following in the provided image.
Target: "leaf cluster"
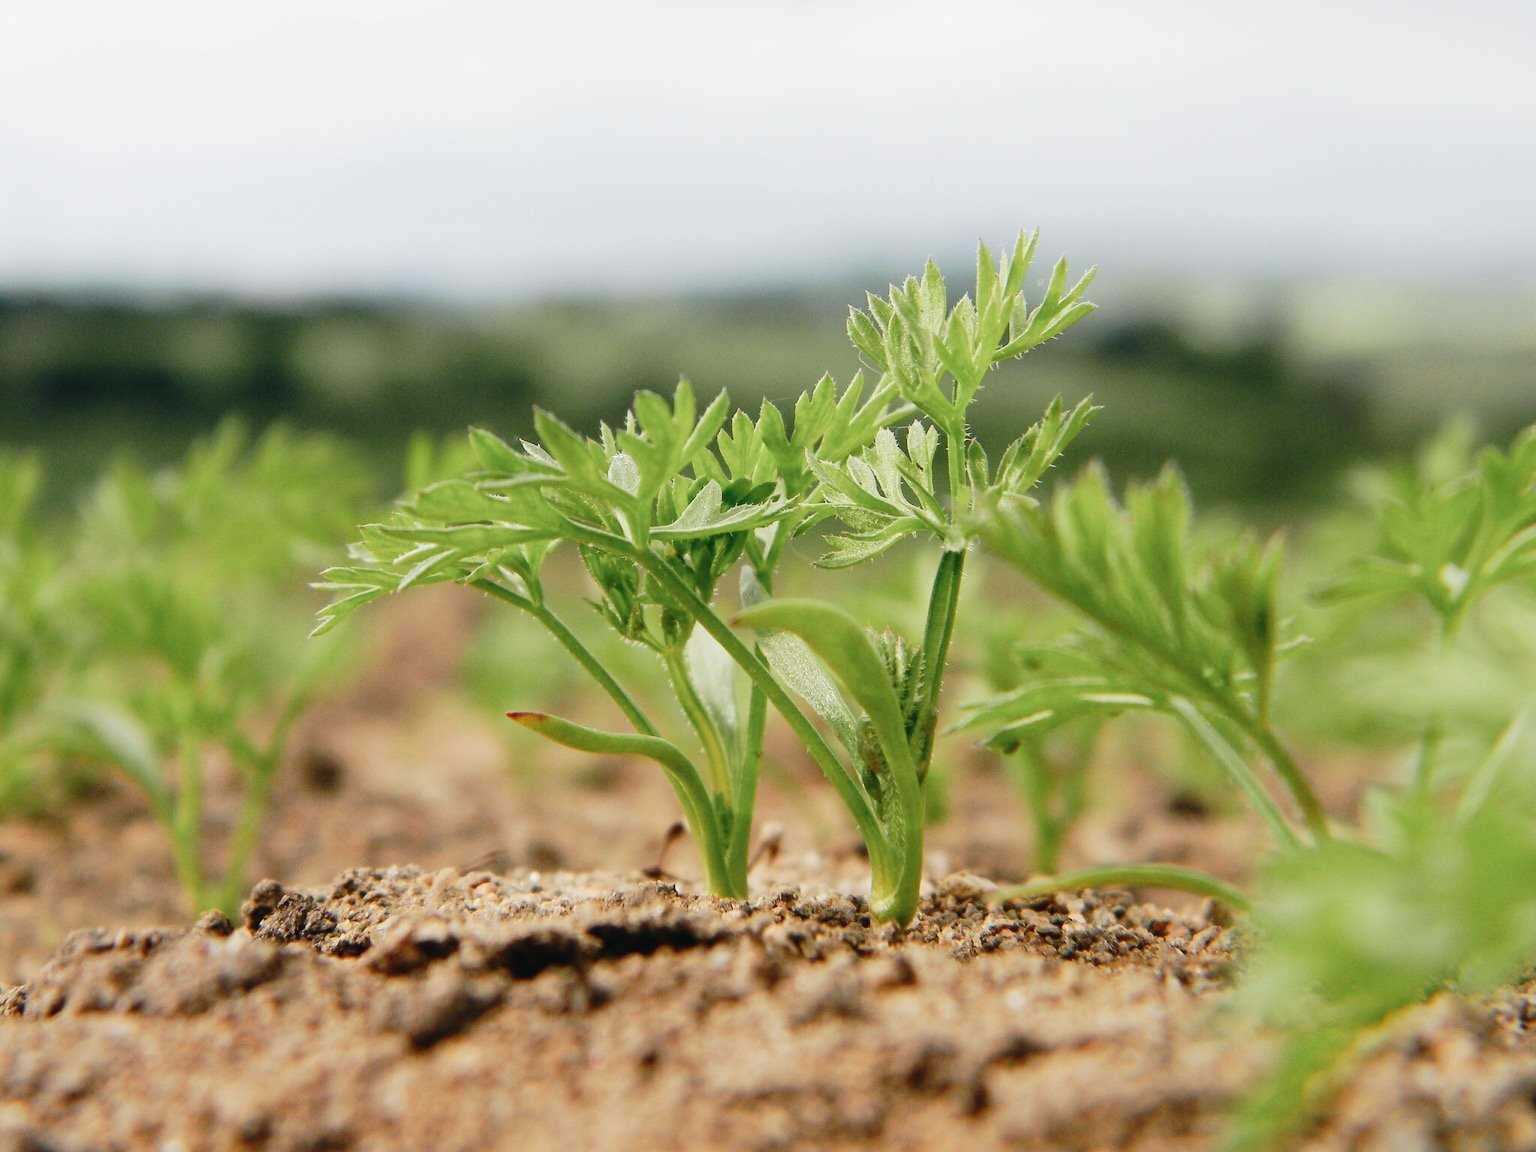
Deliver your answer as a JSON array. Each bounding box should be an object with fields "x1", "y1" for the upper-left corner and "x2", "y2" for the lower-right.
[
  {"x1": 1323, "y1": 422, "x2": 1536, "y2": 631},
  {"x1": 12, "y1": 420, "x2": 371, "y2": 911},
  {"x1": 1228, "y1": 781, "x2": 1536, "y2": 1150},
  {"x1": 813, "y1": 396, "x2": 1098, "y2": 569},
  {"x1": 964, "y1": 464, "x2": 1285, "y2": 743},
  {"x1": 846, "y1": 230, "x2": 1096, "y2": 434},
  {"x1": 317, "y1": 374, "x2": 902, "y2": 638}
]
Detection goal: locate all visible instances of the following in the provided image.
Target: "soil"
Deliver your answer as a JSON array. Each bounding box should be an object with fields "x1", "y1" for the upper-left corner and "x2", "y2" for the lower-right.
[{"x1": 3, "y1": 586, "x2": 1535, "y2": 1150}]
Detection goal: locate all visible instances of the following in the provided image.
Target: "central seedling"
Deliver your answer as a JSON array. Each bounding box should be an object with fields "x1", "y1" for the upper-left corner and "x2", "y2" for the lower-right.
[{"x1": 317, "y1": 232, "x2": 1097, "y2": 923}]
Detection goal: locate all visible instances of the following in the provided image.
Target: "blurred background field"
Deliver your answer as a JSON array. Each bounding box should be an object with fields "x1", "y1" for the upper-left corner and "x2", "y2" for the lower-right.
[{"x1": 6, "y1": 279, "x2": 1534, "y2": 510}]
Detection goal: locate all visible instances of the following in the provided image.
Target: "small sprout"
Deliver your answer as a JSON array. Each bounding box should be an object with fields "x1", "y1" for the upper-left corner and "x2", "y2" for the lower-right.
[
  {"x1": 962, "y1": 462, "x2": 1325, "y2": 847},
  {"x1": 27, "y1": 421, "x2": 370, "y2": 915},
  {"x1": 320, "y1": 235, "x2": 1098, "y2": 924}
]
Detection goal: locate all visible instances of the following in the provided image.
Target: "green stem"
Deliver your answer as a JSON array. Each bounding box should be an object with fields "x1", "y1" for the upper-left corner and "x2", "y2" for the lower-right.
[
  {"x1": 1173, "y1": 698, "x2": 1302, "y2": 850},
  {"x1": 512, "y1": 711, "x2": 738, "y2": 896},
  {"x1": 1239, "y1": 719, "x2": 1330, "y2": 842},
  {"x1": 1413, "y1": 618, "x2": 1454, "y2": 796},
  {"x1": 217, "y1": 702, "x2": 301, "y2": 917},
  {"x1": 1411, "y1": 722, "x2": 1444, "y2": 796},
  {"x1": 1008, "y1": 742, "x2": 1064, "y2": 874},
  {"x1": 945, "y1": 423, "x2": 967, "y2": 519},
  {"x1": 662, "y1": 646, "x2": 732, "y2": 803},
  {"x1": 633, "y1": 550, "x2": 890, "y2": 873},
  {"x1": 879, "y1": 790, "x2": 926, "y2": 925},
  {"x1": 992, "y1": 863, "x2": 1252, "y2": 913},
  {"x1": 472, "y1": 578, "x2": 657, "y2": 737},
  {"x1": 729, "y1": 671, "x2": 768, "y2": 883},
  {"x1": 914, "y1": 546, "x2": 965, "y2": 773},
  {"x1": 1457, "y1": 709, "x2": 1527, "y2": 823},
  {"x1": 219, "y1": 748, "x2": 276, "y2": 917},
  {"x1": 172, "y1": 734, "x2": 205, "y2": 910}
]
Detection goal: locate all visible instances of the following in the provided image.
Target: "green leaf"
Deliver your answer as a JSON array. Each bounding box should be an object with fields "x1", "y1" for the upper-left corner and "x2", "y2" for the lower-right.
[
  {"x1": 815, "y1": 525, "x2": 919, "y2": 570},
  {"x1": 52, "y1": 700, "x2": 168, "y2": 817},
  {"x1": 735, "y1": 598, "x2": 919, "y2": 792},
  {"x1": 684, "y1": 625, "x2": 741, "y2": 757},
  {"x1": 650, "y1": 482, "x2": 782, "y2": 541},
  {"x1": 1323, "y1": 421, "x2": 1536, "y2": 628},
  {"x1": 508, "y1": 711, "x2": 717, "y2": 850}
]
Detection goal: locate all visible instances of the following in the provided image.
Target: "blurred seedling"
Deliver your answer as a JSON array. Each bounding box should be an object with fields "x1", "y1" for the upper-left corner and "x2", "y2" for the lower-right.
[
  {"x1": 0, "y1": 452, "x2": 74, "y2": 815},
  {"x1": 959, "y1": 462, "x2": 1321, "y2": 905},
  {"x1": 49, "y1": 421, "x2": 369, "y2": 915},
  {"x1": 1225, "y1": 745, "x2": 1536, "y2": 1151},
  {"x1": 1321, "y1": 421, "x2": 1536, "y2": 797},
  {"x1": 960, "y1": 420, "x2": 1536, "y2": 1147}
]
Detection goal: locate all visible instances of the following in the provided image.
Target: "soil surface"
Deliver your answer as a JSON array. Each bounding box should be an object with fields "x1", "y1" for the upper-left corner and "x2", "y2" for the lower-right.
[
  {"x1": 4, "y1": 586, "x2": 1536, "y2": 1150},
  {"x1": 4, "y1": 867, "x2": 1536, "y2": 1151}
]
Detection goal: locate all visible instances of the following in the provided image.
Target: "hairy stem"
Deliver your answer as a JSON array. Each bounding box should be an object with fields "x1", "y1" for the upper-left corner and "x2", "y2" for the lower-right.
[{"x1": 945, "y1": 422, "x2": 968, "y2": 520}]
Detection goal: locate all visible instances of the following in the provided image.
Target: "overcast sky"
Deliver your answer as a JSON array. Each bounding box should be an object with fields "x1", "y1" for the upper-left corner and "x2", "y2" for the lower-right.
[{"x1": 2, "y1": 1, "x2": 1533, "y2": 297}]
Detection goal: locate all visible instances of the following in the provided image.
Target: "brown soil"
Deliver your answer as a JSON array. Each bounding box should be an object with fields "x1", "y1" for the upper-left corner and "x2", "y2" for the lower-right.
[
  {"x1": 5, "y1": 867, "x2": 1536, "y2": 1151},
  {"x1": 3, "y1": 586, "x2": 1535, "y2": 1150}
]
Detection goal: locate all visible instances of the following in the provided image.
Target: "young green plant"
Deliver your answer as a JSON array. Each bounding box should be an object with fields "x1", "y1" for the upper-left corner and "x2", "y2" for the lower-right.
[
  {"x1": 54, "y1": 421, "x2": 368, "y2": 914},
  {"x1": 726, "y1": 232, "x2": 1099, "y2": 921},
  {"x1": 318, "y1": 377, "x2": 905, "y2": 900},
  {"x1": 1321, "y1": 423, "x2": 1536, "y2": 795},
  {"x1": 0, "y1": 452, "x2": 68, "y2": 815},
  {"x1": 318, "y1": 233, "x2": 1099, "y2": 923},
  {"x1": 959, "y1": 463, "x2": 1328, "y2": 905}
]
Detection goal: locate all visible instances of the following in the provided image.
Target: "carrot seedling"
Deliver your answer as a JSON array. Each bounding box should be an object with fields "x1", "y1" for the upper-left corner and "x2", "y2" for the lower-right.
[
  {"x1": 50, "y1": 422, "x2": 369, "y2": 915},
  {"x1": 319, "y1": 233, "x2": 1099, "y2": 923},
  {"x1": 0, "y1": 452, "x2": 69, "y2": 815}
]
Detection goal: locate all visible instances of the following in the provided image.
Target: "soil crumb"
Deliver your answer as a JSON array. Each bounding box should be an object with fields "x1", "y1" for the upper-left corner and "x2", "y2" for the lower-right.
[{"x1": 4, "y1": 865, "x2": 1535, "y2": 1151}]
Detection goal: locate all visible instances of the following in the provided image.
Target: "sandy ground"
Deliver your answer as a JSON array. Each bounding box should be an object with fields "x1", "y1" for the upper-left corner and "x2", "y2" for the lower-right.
[{"x1": 3, "y1": 587, "x2": 1535, "y2": 1150}]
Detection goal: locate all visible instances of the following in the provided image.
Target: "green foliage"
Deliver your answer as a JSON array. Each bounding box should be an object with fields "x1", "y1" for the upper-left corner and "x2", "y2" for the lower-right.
[
  {"x1": 1002, "y1": 725, "x2": 1097, "y2": 875},
  {"x1": 1228, "y1": 783, "x2": 1536, "y2": 1151},
  {"x1": 963, "y1": 462, "x2": 1324, "y2": 846},
  {"x1": 320, "y1": 234, "x2": 1098, "y2": 923},
  {"x1": 955, "y1": 415, "x2": 1536, "y2": 1145},
  {"x1": 1323, "y1": 422, "x2": 1536, "y2": 632},
  {"x1": 1314, "y1": 421, "x2": 1536, "y2": 800},
  {"x1": 0, "y1": 452, "x2": 70, "y2": 813},
  {"x1": 22, "y1": 421, "x2": 371, "y2": 914},
  {"x1": 846, "y1": 231, "x2": 1095, "y2": 436},
  {"x1": 318, "y1": 372, "x2": 900, "y2": 903}
]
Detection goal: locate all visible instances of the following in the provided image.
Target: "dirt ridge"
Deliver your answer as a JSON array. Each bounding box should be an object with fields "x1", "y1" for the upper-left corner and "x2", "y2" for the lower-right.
[{"x1": 3, "y1": 866, "x2": 1535, "y2": 1151}]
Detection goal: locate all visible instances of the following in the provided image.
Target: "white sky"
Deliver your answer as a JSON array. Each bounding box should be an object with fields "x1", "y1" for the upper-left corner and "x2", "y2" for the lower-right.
[{"x1": 2, "y1": 1, "x2": 1533, "y2": 296}]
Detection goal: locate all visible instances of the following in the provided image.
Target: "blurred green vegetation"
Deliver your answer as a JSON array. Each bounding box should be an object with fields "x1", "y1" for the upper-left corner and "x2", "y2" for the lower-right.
[{"x1": 5, "y1": 282, "x2": 1532, "y2": 509}]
